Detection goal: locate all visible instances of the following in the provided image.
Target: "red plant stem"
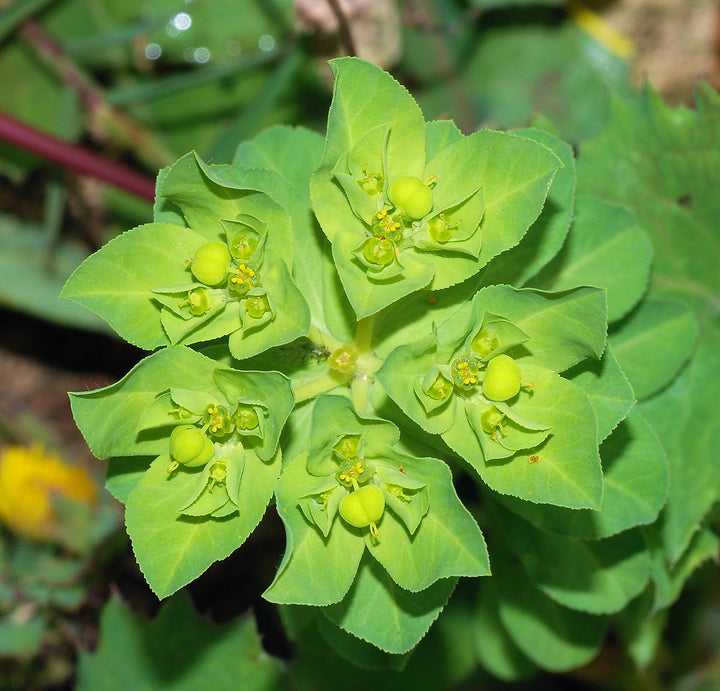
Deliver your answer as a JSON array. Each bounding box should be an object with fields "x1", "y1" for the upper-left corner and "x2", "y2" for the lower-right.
[{"x1": 0, "y1": 112, "x2": 156, "y2": 201}]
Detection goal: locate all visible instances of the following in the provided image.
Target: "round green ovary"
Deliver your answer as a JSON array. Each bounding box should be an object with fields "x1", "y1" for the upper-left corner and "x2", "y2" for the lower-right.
[
  {"x1": 339, "y1": 485, "x2": 385, "y2": 529},
  {"x1": 169, "y1": 425, "x2": 215, "y2": 467},
  {"x1": 191, "y1": 242, "x2": 231, "y2": 286},
  {"x1": 389, "y1": 176, "x2": 433, "y2": 220},
  {"x1": 483, "y1": 354, "x2": 521, "y2": 401}
]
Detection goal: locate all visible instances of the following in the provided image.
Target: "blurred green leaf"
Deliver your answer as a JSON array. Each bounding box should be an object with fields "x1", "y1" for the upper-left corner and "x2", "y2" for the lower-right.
[{"x1": 76, "y1": 593, "x2": 287, "y2": 690}]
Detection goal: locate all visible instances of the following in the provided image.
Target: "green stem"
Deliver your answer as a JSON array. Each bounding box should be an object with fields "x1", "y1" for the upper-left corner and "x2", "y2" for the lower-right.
[
  {"x1": 293, "y1": 371, "x2": 347, "y2": 404},
  {"x1": 354, "y1": 315, "x2": 375, "y2": 354},
  {"x1": 350, "y1": 374, "x2": 371, "y2": 415}
]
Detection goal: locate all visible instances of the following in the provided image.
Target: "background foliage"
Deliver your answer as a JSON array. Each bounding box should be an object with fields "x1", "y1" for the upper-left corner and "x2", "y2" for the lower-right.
[{"x1": 1, "y1": 1, "x2": 719, "y2": 689}]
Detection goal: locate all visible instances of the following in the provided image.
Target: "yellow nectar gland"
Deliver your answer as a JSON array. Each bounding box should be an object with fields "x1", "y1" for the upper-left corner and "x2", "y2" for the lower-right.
[{"x1": 327, "y1": 343, "x2": 359, "y2": 374}]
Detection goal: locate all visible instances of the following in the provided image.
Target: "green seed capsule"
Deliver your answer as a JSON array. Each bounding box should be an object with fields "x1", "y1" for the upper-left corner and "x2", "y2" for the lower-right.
[
  {"x1": 483, "y1": 354, "x2": 521, "y2": 402},
  {"x1": 339, "y1": 485, "x2": 385, "y2": 535},
  {"x1": 169, "y1": 425, "x2": 215, "y2": 467},
  {"x1": 388, "y1": 176, "x2": 434, "y2": 220},
  {"x1": 191, "y1": 242, "x2": 231, "y2": 286}
]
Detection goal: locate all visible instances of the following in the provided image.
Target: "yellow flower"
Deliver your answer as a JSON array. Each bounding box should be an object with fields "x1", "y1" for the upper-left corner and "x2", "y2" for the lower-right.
[{"x1": 0, "y1": 444, "x2": 97, "y2": 542}]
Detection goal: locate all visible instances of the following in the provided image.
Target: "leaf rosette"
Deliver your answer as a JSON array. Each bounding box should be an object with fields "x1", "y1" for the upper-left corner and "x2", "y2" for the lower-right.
[
  {"x1": 68, "y1": 346, "x2": 294, "y2": 597},
  {"x1": 62, "y1": 153, "x2": 310, "y2": 360},
  {"x1": 378, "y1": 286, "x2": 609, "y2": 509},
  {"x1": 264, "y1": 395, "x2": 489, "y2": 607},
  {"x1": 310, "y1": 58, "x2": 563, "y2": 318}
]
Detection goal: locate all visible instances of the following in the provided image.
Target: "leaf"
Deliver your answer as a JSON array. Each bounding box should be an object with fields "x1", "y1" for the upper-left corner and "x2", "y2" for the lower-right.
[
  {"x1": 62, "y1": 223, "x2": 205, "y2": 348},
  {"x1": 234, "y1": 126, "x2": 356, "y2": 346},
  {"x1": 493, "y1": 545, "x2": 607, "y2": 672},
  {"x1": 105, "y1": 457, "x2": 152, "y2": 503},
  {"x1": 125, "y1": 448, "x2": 278, "y2": 598},
  {"x1": 227, "y1": 261, "x2": 310, "y2": 360},
  {"x1": 234, "y1": 125, "x2": 324, "y2": 195},
  {"x1": 452, "y1": 364, "x2": 603, "y2": 509},
  {"x1": 644, "y1": 523, "x2": 720, "y2": 611},
  {"x1": 610, "y1": 299, "x2": 699, "y2": 400},
  {"x1": 0, "y1": 613, "x2": 46, "y2": 657},
  {"x1": 469, "y1": 285, "x2": 607, "y2": 372},
  {"x1": 76, "y1": 594, "x2": 286, "y2": 691},
  {"x1": 311, "y1": 58, "x2": 426, "y2": 246},
  {"x1": 0, "y1": 217, "x2": 109, "y2": 333},
  {"x1": 473, "y1": 579, "x2": 538, "y2": 682},
  {"x1": 263, "y1": 453, "x2": 364, "y2": 607},
  {"x1": 577, "y1": 83, "x2": 720, "y2": 314},
  {"x1": 497, "y1": 505, "x2": 651, "y2": 614},
  {"x1": 531, "y1": 195, "x2": 653, "y2": 323},
  {"x1": 461, "y1": 14, "x2": 629, "y2": 142},
  {"x1": 476, "y1": 127, "x2": 575, "y2": 288},
  {"x1": 565, "y1": 344, "x2": 635, "y2": 444},
  {"x1": 367, "y1": 456, "x2": 490, "y2": 591},
  {"x1": 322, "y1": 554, "x2": 456, "y2": 654},
  {"x1": 499, "y1": 409, "x2": 668, "y2": 540},
  {"x1": 70, "y1": 347, "x2": 220, "y2": 459},
  {"x1": 639, "y1": 322, "x2": 720, "y2": 564},
  {"x1": 311, "y1": 58, "x2": 561, "y2": 317}
]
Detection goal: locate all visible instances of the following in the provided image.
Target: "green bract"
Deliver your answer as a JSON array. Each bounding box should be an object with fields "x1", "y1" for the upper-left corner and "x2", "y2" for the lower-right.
[
  {"x1": 61, "y1": 57, "x2": 710, "y2": 677},
  {"x1": 311, "y1": 58, "x2": 563, "y2": 318}
]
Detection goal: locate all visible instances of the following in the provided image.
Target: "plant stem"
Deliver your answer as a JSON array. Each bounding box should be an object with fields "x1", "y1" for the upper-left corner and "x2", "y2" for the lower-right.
[
  {"x1": 293, "y1": 371, "x2": 347, "y2": 404},
  {"x1": 354, "y1": 315, "x2": 375, "y2": 354},
  {"x1": 0, "y1": 112, "x2": 156, "y2": 201},
  {"x1": 350, "y1": 374, "x2": 371, "y2": 414},
  {"x1": 19, "y1": 19, "x2": 173, "y2": 171}
]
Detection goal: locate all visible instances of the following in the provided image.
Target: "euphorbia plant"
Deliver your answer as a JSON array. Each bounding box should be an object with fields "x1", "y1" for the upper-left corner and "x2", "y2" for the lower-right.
[{"x1": 62, "y1": 59, "x2": 716, "y2": 677}]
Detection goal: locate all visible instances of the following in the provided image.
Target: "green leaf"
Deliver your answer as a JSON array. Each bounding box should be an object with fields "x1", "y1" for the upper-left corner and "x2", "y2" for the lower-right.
[
  {"x1": 461, "y1": 13, "x2": 629, "y2": 142},
  {"x1": 497, "y1": 504, "x2": 651, "y2": 614},
  {"x1": 610, "y1": 299, "x2": 699, "y2": 400},
  {"x1": 306, "y1": 395, "x2": 399, "y2": 476},
  {"x1": 565, "y1": 344, "x2": 635, "y2": 444},
  {"x1": 330, "y1": 230, "x2": 435, "y2": 320},
  {"x1": 0, "y1": 217, "x2": 109, "y2": 333},
  {"x1": 70, "y1": 347, "x2": 219, "y2": 459},
  {"x1": 322, "y1": 554, "x2": 456, "y2": 654},
  {"x1": 264, "y1": 452, "x2": 365, "y2": 607},
  {"x1": 311, "y1": 58, "x2": 561, "y2": 317},
  {"x1": 493, "y1": 545, "x2": 607, "y2": 673},
  {"x1": 227, "y1": 261, "x2": 310, "y2": 359},
  {"x1": 455, "y1": 364, "x2": 603, "y2": 509},
  {"x1": 234, "y1": 125, "x2": 324, "y2": 195},
  {"x1": 577, "y1": 83, "x2": 720, "y2": 313},
  {"x1": 311, "y1": 58, "x2": 426, "y2": 245},
  {"x1": 125, "y1": 446, "x2": 279, "y2": 598},
  {"x1": 0, "y1": 614, "x2": 46, "y2": 657},
  {"x1": 644, "y1": 523, "x2": 720, "y2": 611},
  {"x1": 234, "y1": 126, "x2": 357, "y2": 347},
  {"x1": 105, "y1": 456, "x2": 151, "y2": 503},
  {"x1": 473, "y1": 579, "x2": 538, "y2": 682},
  {"x1": 531, "y1": 195, "x2": 653, "y2": 323},
  {"x1": 476, "y1": 127, "x2": 575, "y2": 288},
  {"x1": 469, "y1": 285, "x2": 607, "y2": 372},
  {"x1": 499, "y1": 409, "x2": 667, "y2": 540},
  {"x1": 639, "y1": 322, "x2": 720, "y2": 564},
  {"x1": 62, "y1": 223, "x2": 204, "y2": 348},
  {"x1": 367, "y1": 456, "x2": 490, "y2": 591},
  {"x1": 76, "y1": 594, "x2": 286, "y2": 690}
]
